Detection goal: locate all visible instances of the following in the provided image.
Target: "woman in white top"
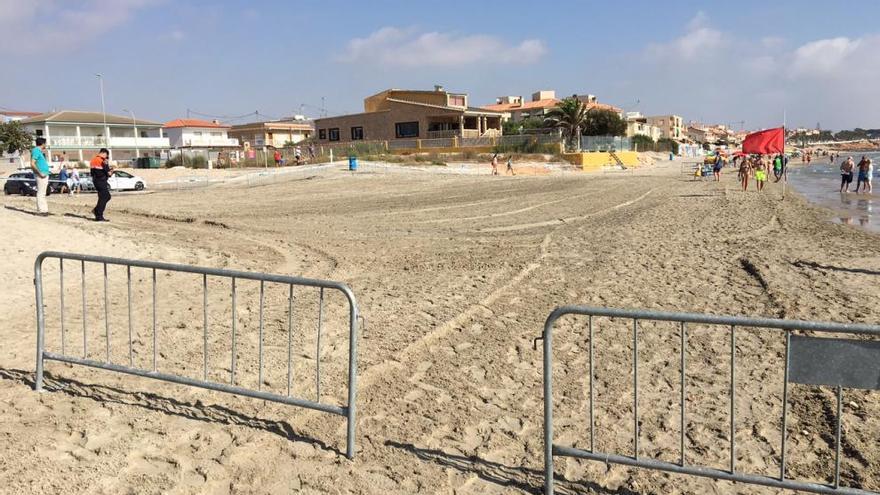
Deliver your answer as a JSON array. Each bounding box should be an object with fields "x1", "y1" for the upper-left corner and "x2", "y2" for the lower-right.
[{"x1": 867, "y1": 158, "x2": 874, "y2": 194}]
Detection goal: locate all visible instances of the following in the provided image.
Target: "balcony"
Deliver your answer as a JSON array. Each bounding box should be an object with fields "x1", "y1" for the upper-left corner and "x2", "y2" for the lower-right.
[
  {"x1": 47, "y1": 136, "x2": 170, "y2": 149},
  {"x1": 182, "y1": 137, "x2": 240, "y2": 147}
]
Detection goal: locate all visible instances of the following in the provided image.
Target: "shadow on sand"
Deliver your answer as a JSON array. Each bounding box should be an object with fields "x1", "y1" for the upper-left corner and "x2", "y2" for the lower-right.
[
  {"x1": 792, "y1": 259, "x2": 880, "y2": 276},
  {"x1": 4, "y1": 205, "x2": 47, "y2": 216},
  {"x1": 0, "y1": 367, "x2": 341, "y2": 456},
  {"x1": 384, "y1": 440, "x2": 641, "y2": 495}
]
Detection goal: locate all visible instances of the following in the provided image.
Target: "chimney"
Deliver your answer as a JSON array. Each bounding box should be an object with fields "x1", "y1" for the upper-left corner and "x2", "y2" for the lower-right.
[
  {"x1": 212, "y1": 119, "x2": 220, "y2": 125},
  {"x1": 434, "y1": 84, "x2": 444, "y2": 92}
]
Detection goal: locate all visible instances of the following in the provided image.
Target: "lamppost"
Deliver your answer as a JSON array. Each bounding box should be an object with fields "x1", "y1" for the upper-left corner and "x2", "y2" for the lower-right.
[
  {"x1": 95, "y1": 74, "x2": 108, "y2": 153},
  {"x1": 123, "y1": 109, "x2": 139, "y2": 161}
]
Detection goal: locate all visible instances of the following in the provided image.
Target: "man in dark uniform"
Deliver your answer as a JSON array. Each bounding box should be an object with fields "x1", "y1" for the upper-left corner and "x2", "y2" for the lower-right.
[{"x1": 90, "y1": 148, "x2": 115, "y2": 221}]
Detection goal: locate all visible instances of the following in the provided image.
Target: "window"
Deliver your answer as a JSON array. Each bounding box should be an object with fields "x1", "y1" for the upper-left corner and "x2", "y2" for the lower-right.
[
  {"x1": 193, "y1": 131, "x2": 202, "y2": 136},
  {"x1": 318, "y1": 129, "x2": 327, "y2": 140},
  {"x1": 211, "y1": 132, "x2": 221, "y2": 137},
  {"x1": 448, "y1": 95, "x2": 465, "y2": 107},
  {"x1": 351, "y1": 126, "x2": 364, "y2": 140},
  {"x1": 115, "y1": 171, "x2": 133, "y2": 178},
  {"x1": 328, "y1": 128, "x2": 340, "y2": 141},
  {"x1": 395, "y1": 121, "x2": 419, "y2": 138}
]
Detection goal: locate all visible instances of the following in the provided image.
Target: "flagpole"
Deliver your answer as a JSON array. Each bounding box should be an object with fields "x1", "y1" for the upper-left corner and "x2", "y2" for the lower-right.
[{"x1": 782, "y1": 109, "x2": 787, "y2": 200}]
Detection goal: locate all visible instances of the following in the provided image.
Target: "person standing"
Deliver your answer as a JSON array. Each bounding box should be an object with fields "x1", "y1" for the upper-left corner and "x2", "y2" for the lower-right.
[
  {"x1": 840, "y1": 156, "x2": 855, "y2": 193},
  {"x1": 70, "y1": 165, "x2": 81, "y2": 196},
  {"x1": 866, "y1": 158, "x2": 874, "y2": 194},
  {"x1": 506, "y1": 155, "x2": 515, "y2": 176},
  {"x1": 30, "y1": 137, "x2": 51, "y2": 216},
  {"x1": 490, "y1": 153, "x2": 499, "y2": 175},
  {"x1": 273, "y1": 149, "x2": 282, "y2": 167},
  {"x1": 855, "y1": 156, "x2": 870, "y2": 193},
  {"x1": 712, "y1": 152, "x2": 723, "y2": 182},
  {"x1": 754, "y1": 155, "x2": 768, "y2": 191},
  {"x1": 90, "y1": 148, "x2": 115, "y2": 221},
  {"x1": 295, "y1": 146, "x2": 303, "y2": 165},
  {"x1": 308, "y1": 143, "x2": 316, "y2": 160},
  {"x1": 59, "y1": 163, "x2": 70, "y2": 195},
  {"x1": 739, "y1": 155, "x2": 751, "y2": 191}
]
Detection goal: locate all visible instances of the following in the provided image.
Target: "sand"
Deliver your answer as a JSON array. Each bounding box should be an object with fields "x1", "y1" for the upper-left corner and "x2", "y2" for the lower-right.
[{"x1": 0, "y1": 161, "x2": 878, "y2": 494}]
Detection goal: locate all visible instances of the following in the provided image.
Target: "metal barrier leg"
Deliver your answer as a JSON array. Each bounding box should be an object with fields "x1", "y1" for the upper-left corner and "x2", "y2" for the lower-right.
[
  {"x1": 633, "y1": 318, "x2": 639, "y2": 459},
  {"x1": 127, "y1": 266, "x2": 133, "y2": 367},
  {"x1": 780, "y1": 330, "x2": 791, "y2": 480},
  {"x1": 316, "y1": 288, "x2": 324, "y2": 402},
  {"x1": 834, "y1": 385, "x2": 843, "y2": 488},
  {"x1": 258, "y1": 281, "x2": 264, "y2": 391},
  {"x1": 231, "y1": 277, "x2": 237, "y2": 385},
  {"x1": 34, "y1": 258, "x2": 46, "y2": 392},
  {"x1": 346, "y1": 306, "x2": 359, "y2": 460},
  {"x1": 287, "y1": 285, "x2": 294, "y2": 397},
  {"x1": 104, "y1": 263, "x2": 110, "y2": 363},
  {"x1": 588, "y1": 315, "x2": 594, "y2": 453},
  {"x1": 203, "y1": 274, "x2": 208, "y2": 381},
  {"x1": 730, "y1": 325, "x2": 736, "y2": 474},
  {"x1": 82, "y1": 261, "x2": 87, "y2": 358},
  {"x1": 544, "y1": 317, "x2": 554, "y2": 495},
  {"x1": 60, "y1": 259, "x2": 65, "y2": 356},
  {"x1": 681, "y1": 321, "x2": 687, "y2": 467},
  {"x1": 152, "y1": 268, "x2": 157, "y2": 371}
]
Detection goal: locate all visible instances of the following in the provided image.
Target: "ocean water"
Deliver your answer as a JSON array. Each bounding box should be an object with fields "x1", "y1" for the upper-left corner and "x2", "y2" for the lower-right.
[{"x1": 787, "y1": 152, "x2": 880, "y2": 232}]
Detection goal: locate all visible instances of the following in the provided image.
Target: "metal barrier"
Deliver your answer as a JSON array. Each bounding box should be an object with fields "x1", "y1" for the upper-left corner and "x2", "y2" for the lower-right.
[
  {"x1": 33, "y1": 251, "x2": 360, "y2": 458},
  {"x1": 539, "y1": 305, "x2": 880, "y2": 495}
]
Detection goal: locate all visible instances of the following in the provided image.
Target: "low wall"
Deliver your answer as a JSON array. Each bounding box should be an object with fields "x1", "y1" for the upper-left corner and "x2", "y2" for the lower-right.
[{"x1": 561, "y1": 151, "x2": 641, "y2": 171}]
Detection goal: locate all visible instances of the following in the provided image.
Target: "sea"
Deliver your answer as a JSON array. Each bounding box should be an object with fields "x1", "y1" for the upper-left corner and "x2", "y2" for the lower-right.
[{"x1": 787, "y1": 152, "x2": 880, "y2": 233}]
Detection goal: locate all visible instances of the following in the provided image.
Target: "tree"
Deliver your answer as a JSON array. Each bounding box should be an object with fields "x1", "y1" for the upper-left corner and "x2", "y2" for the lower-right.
[
  {"x1": 631, "y1": 134, "x2": 655, "y2": 151},
  {"x1": 543, "y1": 97, "x2": 589, "y2": 151},
  {"x1": 502, "y1": 117, "x2": 545, "y2": 135},
  {"x1": 0, "y1": 121, "x2": 34, "y2": 155},
  {"x1": 583, "y1": 109, "x2": 627, "y2": 137}
]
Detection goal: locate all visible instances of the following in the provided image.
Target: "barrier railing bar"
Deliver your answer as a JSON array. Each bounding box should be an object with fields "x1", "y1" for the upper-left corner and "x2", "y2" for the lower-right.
[
  {"x1": 258, "y1": 280, "x2": 264, "y2": 391},
  {"x1": 42, "y1": 351, "x2": 347, "y2": 416},
  {"x1": 680, "y1": 321, "x2": 687, "y2": 467},
  {"x1": 287, "y1": 284, "x2": 294, "y2": 397},
  {"x1": 633, "y1": 318, "x2": 639, "y2": 459},
  {"x1": 553, "y1": 446, "x2": 872, "y2": 495},
  {"x1": 231, "y1": 277, "x2": 237, "y2": 385},
  {"x1": 347, "y1": 311, "x2": 359, "y2": 459},
  {"x1": 60, "y1": 259, "x2": 65, "y2": 355},
  {"x1": 104, "y1": 263, "x2": 110, "y2": 363},
  {"x1": 127, "y1": 266, "x2": 133, "y2": 367},
  {"x1": 81, "y1": 261, "x2": 86, "y2": 358},
  {"x1": 543, "y1": 312, "x2": 554, "y2": 495},
  {"x1": 730, "y1": 325, "x2": 736, "y2": 474},
  {"x1": 317, "y1": 287, "x2": 324, "y2": 402},
  {"x1": 781, "y1": 330, "x2": 791, "y2": 480},
  {"x1": 203, "y1": 274, "x2": 208, "y2": 381},
  {"x1": 588, "y1": 315, "x2": 594, "y2": 453},
  {"x1": 835, "y1": 385, "x2": 843, "y2": 488},
  {"x1": 34, "y1": 259, "x2": 46, "y2": 391},
  {"x1": 152, "y1": 268, "x2": 157, "y2": 371}
]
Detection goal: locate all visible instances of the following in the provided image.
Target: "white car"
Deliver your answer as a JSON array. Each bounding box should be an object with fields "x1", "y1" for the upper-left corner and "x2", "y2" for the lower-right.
[{"x1": 109, "y1": 171, "x2": 147, "y2": 191}]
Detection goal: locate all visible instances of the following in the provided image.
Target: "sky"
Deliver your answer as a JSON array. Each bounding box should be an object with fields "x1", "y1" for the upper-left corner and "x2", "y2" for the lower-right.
[{"x1": 2, "y1": 0, "x2": 880, "y2": 131}]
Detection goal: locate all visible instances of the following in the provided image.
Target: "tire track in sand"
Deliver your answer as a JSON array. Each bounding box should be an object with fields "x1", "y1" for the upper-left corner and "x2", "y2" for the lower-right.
[{"x1": 354, "y1": 187, "x2": 656, "y2": 392}]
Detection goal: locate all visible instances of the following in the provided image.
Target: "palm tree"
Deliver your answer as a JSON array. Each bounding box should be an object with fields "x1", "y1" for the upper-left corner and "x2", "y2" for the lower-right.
[{"x1": 544, "y1": 97, "x2": 588, "y2": 151}]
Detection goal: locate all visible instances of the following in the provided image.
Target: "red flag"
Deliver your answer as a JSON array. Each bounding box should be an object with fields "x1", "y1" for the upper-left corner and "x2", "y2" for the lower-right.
[{"x1": 742, "y1": 127, "x2": 784, "y2": 154}]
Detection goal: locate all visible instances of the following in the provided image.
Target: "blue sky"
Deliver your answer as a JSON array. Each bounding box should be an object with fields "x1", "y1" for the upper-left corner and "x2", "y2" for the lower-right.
[{"x1": 3, "y1": 0, "x2": 880, "y2": 130}]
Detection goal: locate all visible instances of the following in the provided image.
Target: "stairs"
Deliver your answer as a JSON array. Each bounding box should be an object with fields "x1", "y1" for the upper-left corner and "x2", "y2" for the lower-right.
[{"x1": 609, "y1": 151, "x2": 626, "y2": 169}]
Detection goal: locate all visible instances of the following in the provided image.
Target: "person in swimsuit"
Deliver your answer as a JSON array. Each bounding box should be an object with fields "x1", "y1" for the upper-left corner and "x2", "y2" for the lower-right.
[
  {"x1": 739, "y1": 155, "x2": 751, "y2": 191},
  {"x1": 840, "y1": 156, "x2": 855, "y2": 193},
  {"x1": 855, "y1": 156, "x2": 870, "y2": 193},
  {"x1": 490, "y1": 153, "x2": 499, "y2": 176},
  {"x1": 754, "y1": 155, "x2": 768, "y2": 191}
]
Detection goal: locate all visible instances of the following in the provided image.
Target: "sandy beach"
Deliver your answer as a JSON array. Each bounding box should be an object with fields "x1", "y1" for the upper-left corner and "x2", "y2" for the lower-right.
[{"x1": 0, "y1": 160, "x2": 878, "y2": 494}]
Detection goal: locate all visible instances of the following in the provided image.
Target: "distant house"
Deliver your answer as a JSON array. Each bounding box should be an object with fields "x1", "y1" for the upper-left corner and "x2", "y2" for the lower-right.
[
  {"x1": 482, "y1": 90, "x2": 623, "y2": 124},
  {"x1": 163, "y1": 119, "x2": 239, "y2": 150},
  {"x1": 313, "y1": 86, "x2": 505, "y2": 144},
  {"x1": 1, "y1": 110, "x2": 42, "y2": 123},
  {"x1": 20, "y1": 110, "x2": 170, "y2": 163},
  {"x1": 228, "y1": 119, "x2": 313, "y2": 149},
  {"x1": 626, "y1": 113, "x2": 662, "y2": 141},
  {"x1": 644, "y1": 115, "x2": 684, "y2": 141}
]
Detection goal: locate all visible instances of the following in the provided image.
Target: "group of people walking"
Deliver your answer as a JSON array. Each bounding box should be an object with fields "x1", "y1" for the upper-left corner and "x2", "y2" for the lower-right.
[
  {"x1": 490, "y1": 153, "x2": 515, "y2": 176},
  {"x1": 29, "y1": 138, "x2": 116, "y2": 221},
  {"x1": 734, "y1": 154, "x2": 787, "y2": 192},
  {"x1": 839, "y1": 155, "x2": 874, "y2": 194}
]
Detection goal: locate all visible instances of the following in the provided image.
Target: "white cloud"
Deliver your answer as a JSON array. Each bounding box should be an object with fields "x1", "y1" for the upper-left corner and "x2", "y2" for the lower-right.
[
  {"x1": 159, "y1": 29, "x2": 185, "y2": 42},
  {"x1": 0, "y1": 0, "x2": 161, "y2": 55},
  {"x1": 647, "y1": 11, "x2": 724, "y2": 60},
  {"x1": 339, "y1": 27, "x2": 547, "y2": 67},
  {"x1": 790, "y1": 36, "x2": 864, "y2": 76}
]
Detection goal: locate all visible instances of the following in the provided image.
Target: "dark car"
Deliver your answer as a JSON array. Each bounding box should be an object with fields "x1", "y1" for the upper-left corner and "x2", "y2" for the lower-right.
[{"x1": 3, "y1": 171, "x2": 52, "y2": 196}]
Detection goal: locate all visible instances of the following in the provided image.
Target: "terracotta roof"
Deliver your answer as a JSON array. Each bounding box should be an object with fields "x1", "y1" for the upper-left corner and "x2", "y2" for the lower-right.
[
  {"x1": 481, "y1": 98, "x2": 560, "y2": 112},
  {"x1": 19, "y1": 110, "x2": 162, "y2": 126},
  {"x1": 164, "y1": 118, "x2": 230, "y2": 129},
  {"x1": 0, "y1": 110, "x2": 42, "y2": 117},
  {"x1": 587, "y1": 102, "x2": 623, "y2": 113}
]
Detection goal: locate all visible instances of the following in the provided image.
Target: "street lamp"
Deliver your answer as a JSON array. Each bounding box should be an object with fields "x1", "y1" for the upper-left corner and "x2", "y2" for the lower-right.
[
  {"x1": 123, "y1": 108, "x2": 139, "y2": 161},
  {"x1": 95, "y1": 74, "x2": 108, "y2": 149}
]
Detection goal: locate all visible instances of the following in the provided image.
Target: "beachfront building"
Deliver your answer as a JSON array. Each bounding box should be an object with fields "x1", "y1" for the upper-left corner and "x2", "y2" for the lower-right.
[
  {"x1": 645, "y1": 114, "x2": 684, "y2": 141},
  {"x1": 313, "y1": 87, "x2": 505, "y2": 144},
  {"x1": 1, "y1": 110, "x2": 42, "y2": 123},
  {"x1": 482, "y1": 90, "x2": 623, "y2": 123},
  {"x1": 19, "y1": 110, "x2": 170, "y2": 163},
  {"x1": 625, "y1": 113, "x2": 662, "y2": 141},
  {"x1": 163, "y1": 119, "x2": 239, "y2": 150},
  {"x1": 227, "y1": 119, "x2": 313, "y2": 149}
]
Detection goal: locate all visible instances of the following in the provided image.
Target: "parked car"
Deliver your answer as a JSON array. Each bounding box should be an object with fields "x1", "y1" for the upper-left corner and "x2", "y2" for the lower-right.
[
  {"x1": 109, "y1": 170, "x2": 146, "y2": 191},
  {"x1": 3, "y1": 171, "x2": 52, "y2": 196}
]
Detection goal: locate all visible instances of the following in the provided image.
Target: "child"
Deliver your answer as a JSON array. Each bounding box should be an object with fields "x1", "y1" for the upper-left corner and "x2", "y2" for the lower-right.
[{"x1": 506, "y1": 156, "x2": 515, "y2": 176}]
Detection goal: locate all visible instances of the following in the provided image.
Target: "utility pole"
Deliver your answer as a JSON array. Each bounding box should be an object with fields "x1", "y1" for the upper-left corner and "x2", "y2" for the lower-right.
[
  {"x1": 96, "y1": 74, "x2": 108, "y2": 155},
  {"x1": 123, "y1": 109, "x2": 139, "y2": 160}
]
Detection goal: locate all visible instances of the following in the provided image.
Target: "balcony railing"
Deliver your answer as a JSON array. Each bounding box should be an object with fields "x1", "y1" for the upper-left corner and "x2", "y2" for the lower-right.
[
  {"x1": 47, "y1": 136, "x2": 170, "y2": 148},
  {"x1": 426, "y1": 129, "x2": 502, "y2": 139},
  {"x1": 182, "y1": 137, "x2": 240, "y2": 147}
]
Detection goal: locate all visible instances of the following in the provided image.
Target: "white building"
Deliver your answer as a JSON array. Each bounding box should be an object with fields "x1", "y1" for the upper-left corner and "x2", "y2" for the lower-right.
[
  {"x1": 162, "y1": 119, "x2": 239, "y2": 149},
  {"x1": 20, "y1": 110, "x2": 170, "y2": 163},
  {"x1": 1, "y1": 110, "x2": 42, "y2": 123}
]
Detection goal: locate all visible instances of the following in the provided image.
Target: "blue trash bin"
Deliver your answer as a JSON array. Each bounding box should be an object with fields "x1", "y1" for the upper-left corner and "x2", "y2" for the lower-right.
[{"x1": 349, "y1": 156, "x2": 358, "y2": 171}]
